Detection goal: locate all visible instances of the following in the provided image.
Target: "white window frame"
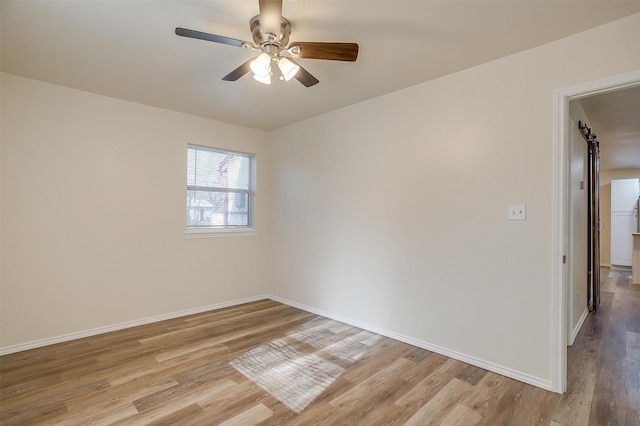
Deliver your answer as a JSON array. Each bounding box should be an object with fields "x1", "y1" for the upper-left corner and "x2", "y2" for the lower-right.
[{"x1": 185, "y1": 144, "x2": 258, "y2": 238}]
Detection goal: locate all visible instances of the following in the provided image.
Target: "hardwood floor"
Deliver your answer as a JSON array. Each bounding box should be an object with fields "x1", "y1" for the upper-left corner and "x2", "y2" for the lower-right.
[{"x1": 1, "y1": 268, "x2": 638, "y2": 425}]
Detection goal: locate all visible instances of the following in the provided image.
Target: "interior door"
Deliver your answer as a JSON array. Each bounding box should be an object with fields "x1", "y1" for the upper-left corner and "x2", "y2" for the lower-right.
[{"x1": 579, "y1": 121, "x2": 600, "y2": 311}]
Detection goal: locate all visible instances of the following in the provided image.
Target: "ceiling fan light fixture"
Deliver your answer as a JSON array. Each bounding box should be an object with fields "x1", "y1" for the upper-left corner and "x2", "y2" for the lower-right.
[
  {"x1": 175, "y1": 0, "x2": 359, "y2": 88},
  {"x1": 250, "y1": 52, "x2": 271, "y2": 77},
  {"x1": 277, "y1": 57, "x2": 300, "y2": 81},
  {"x1": 253, "y1": 72, "x2": 271, "y2": 85}
]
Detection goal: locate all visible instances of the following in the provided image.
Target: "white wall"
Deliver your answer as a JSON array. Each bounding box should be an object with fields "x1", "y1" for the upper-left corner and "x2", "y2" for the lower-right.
[
  {"x1": 268, "y1": 13, "x2": 640, "y2": 387},
  {"x1": 567, "y1": 101, "x2": 589, "y2": 344},
  {"x1": 0, "y1": 73, "x2": 270, "y2": 349},
  {"x1": 600, "y1": 169, "x2": 640, "y2": 186}
]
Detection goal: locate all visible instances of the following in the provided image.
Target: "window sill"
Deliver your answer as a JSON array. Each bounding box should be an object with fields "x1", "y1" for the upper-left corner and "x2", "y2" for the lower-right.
[{"x1": 184, "y1": 228, "x2": 259, "y2": 239}]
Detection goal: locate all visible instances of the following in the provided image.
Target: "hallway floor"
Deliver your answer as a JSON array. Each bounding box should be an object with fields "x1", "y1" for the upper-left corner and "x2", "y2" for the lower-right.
[{"x1": 554, "y1": 268, "x2": 640, "y2": 425}]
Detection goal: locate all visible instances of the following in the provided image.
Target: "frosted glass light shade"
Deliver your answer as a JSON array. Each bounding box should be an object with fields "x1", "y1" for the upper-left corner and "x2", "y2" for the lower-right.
[
  {"x1": 253, "y1": 73, "x2": 271, "y2": 85},
  {"x1": 250, "y1": 53, "x2": 271, "y2": 77},
  {"x1": 278, "y1": 57, "x2": 300, "y2": 81}
]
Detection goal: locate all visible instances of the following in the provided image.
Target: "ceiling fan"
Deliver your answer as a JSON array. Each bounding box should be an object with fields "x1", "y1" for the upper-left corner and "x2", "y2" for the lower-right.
[{"x1": 175, "y1": 0, "x2": 358, "y2": 87}]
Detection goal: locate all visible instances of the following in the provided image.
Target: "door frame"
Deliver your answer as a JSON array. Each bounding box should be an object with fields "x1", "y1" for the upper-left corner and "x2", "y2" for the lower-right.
[{"x1": 552, "y1": 69, "x2": 640, "y2": 393}]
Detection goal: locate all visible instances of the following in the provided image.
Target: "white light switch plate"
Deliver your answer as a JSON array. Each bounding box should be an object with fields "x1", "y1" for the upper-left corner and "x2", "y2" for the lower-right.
[{"x1": 508, "y1": 204, "x2": 526, "y2": 220}]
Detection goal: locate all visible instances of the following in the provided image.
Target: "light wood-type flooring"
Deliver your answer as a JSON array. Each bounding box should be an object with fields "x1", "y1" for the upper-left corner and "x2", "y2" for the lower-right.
[{"x1": 1, "y1": 268, "x2": 638, "y2": 425}]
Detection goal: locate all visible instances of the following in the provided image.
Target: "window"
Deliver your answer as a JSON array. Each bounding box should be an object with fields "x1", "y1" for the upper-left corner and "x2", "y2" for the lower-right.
[{"x1": 186, "y1": 145, "x2": 254, "y2": 230}]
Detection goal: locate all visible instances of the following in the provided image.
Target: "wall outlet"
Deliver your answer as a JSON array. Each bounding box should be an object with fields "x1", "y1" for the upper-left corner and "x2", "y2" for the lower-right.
[{"x1": 170, "y1": 283, "x2": 181, "y2": 294}]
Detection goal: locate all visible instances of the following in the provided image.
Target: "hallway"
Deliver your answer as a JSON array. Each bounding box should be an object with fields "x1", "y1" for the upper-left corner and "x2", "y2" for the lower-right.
[{"x1": 554, "y1": 268, "x2": 640, "y2": 425}]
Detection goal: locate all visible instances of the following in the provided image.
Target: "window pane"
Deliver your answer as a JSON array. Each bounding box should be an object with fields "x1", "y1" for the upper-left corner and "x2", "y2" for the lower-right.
[
  {"x1": 225, "y1": 155, "x2": 250, "y2": 190},
  {"x1": 186, "y1": 190, "x2": 249, "y2": 227}
]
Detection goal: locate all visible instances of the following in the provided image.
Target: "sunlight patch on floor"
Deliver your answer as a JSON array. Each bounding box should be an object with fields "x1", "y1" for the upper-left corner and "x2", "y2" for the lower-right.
[{"x1": 230, "y1": 323, "x2": 381, "y2": 413}]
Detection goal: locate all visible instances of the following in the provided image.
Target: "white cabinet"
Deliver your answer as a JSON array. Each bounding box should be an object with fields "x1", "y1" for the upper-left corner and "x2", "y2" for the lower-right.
[
  {"x1": 634, "y1": 235, "x2": 640, "y2": 284},
  {"x1": 612, "y1": 178, "x2": 640, "y2": 211},
  {"x1": 611, "y1": 211, "x2": 637, "y2": 266},
  {"x1": 611, "y1": 178, "x2": 639, "y2": 267}
]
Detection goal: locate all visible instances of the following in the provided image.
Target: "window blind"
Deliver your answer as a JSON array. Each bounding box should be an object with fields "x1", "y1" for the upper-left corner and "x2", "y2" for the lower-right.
[{"x1": 186, "y1": 145, "x2": 253, "y2": 227}]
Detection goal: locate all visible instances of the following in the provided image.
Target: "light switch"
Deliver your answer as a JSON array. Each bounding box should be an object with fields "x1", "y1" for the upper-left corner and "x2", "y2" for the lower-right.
[{"x1": 508, "y1": 204, "x2": 526, "y2": 220}]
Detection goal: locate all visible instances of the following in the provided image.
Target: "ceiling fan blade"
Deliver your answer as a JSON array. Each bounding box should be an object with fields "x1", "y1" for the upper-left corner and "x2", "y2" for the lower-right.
[
  {"x1": 289, "y1": 42, "x2": 359, "y2": 62},
  {"x1": 175, "y1": 27, "x2": 246, "y2": 48},
  {"x1": 289, "y1": 59, "x2": 319, "y2": 87},
  {"x1": 259, "y1": 0, "x2": 283, "y2": 37},
  {"x1": 222, "y1": 59, "x2": 254, "y2": 81}
]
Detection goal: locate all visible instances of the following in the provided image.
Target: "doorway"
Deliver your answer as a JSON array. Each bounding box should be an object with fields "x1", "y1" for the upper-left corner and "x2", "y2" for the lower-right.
[{"x1": 552, "y1": 70, "x2": 640, "y2": 393}]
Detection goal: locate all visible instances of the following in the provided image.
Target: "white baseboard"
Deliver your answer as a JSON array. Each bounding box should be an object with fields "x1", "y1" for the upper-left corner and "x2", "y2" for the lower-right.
[
  {"x1": 611, "y1": 264, "x2": 632, "y2": 271},
  {"x1": 569, "y1": 307, "x2": 589, "y2": 346},
  {"x1": 0, "y1": 293, "x2": 553, "y2": 392},
  {"x1": 0, "y1": 295, "x2": 269, "y2": 356},
  {"x1": 268, "y1": 295, "x2": 553, "y2": 392}
]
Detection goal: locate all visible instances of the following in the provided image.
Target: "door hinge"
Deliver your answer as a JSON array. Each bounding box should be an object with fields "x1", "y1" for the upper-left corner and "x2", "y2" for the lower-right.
[{"x1": 563, "y1": 255, "x2": 567, "y2": 264}]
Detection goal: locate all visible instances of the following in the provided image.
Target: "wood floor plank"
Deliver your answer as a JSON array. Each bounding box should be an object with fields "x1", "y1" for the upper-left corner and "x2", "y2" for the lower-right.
[
  {"x1": 1, "y1": 378, "x2": 110, "y2": 424},
  {"x1": 145, "y1": 403, "x2": 206, "y2": 426},
  {"x1": 552, "y1": 289, "x2": 611, "y2": 425},
  {"x1": 0, "y1": 399, "x2": 68, "y2": 426},
  {"x1": 108, "y1": 345, "x2": 229, "y2": 387},
  {"x1": 458, "y1": 372, "x2": 526, "y2": 425},
  {"x1": 323, "y1": 357, "x2": 413, "y2": 424},
  {"x1": 139, "y1": 303, "x2": 289, "y2": 344},
  {"x1": 132, "y1": 377, "x2": 235, "y2": 413},
  {"x1": 404, "y1": 378, "x2": 473, "y2": 426},
  {"x1": 330, "y1": 357, "x2": 414, "y2": 409},
  {"x1": 501, "y1": 384, "x2": 559, "y2": 425},
  {"x1": 439, "y1": 403, "x2": 483, "y2": 425},
  {"x1": 64, "y1": 376, "x2": 178, "y2": 414},
  {"x1": 627, "y1": 330, "x2": 640, "y2": 361},
  {"x1": 195, "y1": 378, "x2": 271, "y2": 423},
  {"x1": 0, "y1": 372, "x2": 63, "y2": 403},
  {"x1": 279, "y1": 378, "x2": 349, "y2": 426},
  {"x1": 122, "y1": 378, "x2": 237, "y2": 425},
  {"x1": 180, "y1": 300, "x2": 281, "y2": 326},
  {"x1": 218, "y1": 403, "x2": 273, "y2": 426},
  {"x1": 455, "y1": 364, "x2": 488, "y2": 386},
  {"x1": 627, "y1": 358, "x2": 640, "y2": 426},
  {"x1": 55, "y1": 400, "x2": 139, "y2": 426},
  {"x1": 154, "y1": 337, "x2": 228, "y2": 363},
  {"x1": 588, "y1": 289, "x2": 629, "y2": 425},
  {"x1": 340, "y1": 338, "x2": 413, "y2": 383},
  {"x1": 395, "y1": 358, "x2": 468, "y2": 413},
  {"x1": 399, "y1": 352, "x2": 449, "y2": 383}
]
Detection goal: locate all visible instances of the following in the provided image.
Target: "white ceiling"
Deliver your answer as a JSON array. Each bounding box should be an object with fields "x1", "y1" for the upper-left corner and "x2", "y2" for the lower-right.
[
  {"x1": 579, "y1": 86, "x2": 640, "y2": 171},
  {"x1": 1, "y1": 0, "x2": 639, "y2": 134}
]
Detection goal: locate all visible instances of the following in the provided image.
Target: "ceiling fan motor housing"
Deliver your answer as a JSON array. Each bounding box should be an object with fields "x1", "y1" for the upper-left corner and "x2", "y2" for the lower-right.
[{"x1": 250, "y1": 15, "x2": 291, "y2": 52}]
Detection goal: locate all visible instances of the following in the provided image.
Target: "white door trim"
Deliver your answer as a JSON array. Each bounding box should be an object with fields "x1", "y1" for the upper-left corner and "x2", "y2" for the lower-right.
[{"x1": 552, "y1": 69, "x2": 640, "y2": 393}]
